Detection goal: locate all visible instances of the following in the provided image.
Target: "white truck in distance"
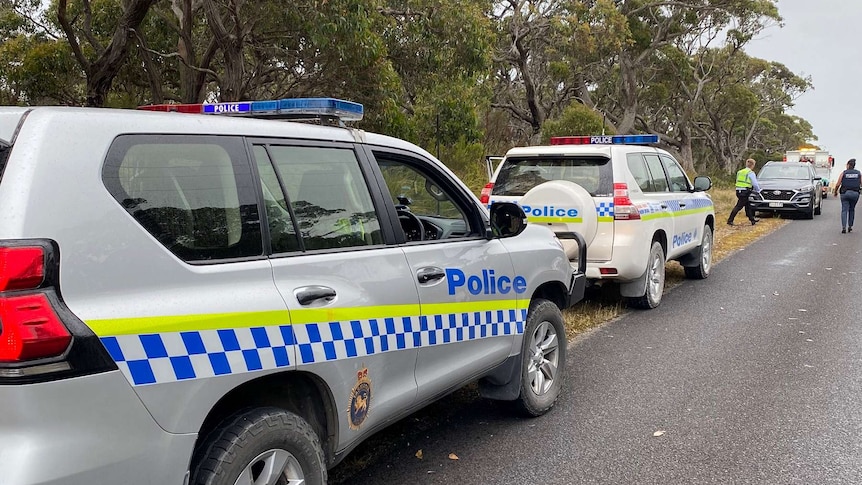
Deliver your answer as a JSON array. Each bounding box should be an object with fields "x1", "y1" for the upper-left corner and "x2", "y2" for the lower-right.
[{"x1": 785, "y1": 149, "x2": 833, "y2": 198}]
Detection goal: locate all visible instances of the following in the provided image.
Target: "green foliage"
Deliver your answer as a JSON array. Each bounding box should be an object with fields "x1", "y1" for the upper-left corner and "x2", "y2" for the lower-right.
[{"x1": 540, "y1": 102, "x2": 614, "y2": 143}]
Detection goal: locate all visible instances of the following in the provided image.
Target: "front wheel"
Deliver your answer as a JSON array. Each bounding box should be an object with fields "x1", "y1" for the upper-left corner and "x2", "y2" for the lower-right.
[
  {"x1": 684, "y1": 225, "x2": 712, "y2": 280},
  {"x1": 191, "y1": 407, "x2": 326, "y2": 485},
  {"x1": 627, "y1": 241, "x2": 665, "y2": 309},
  {"x1": 515, "y1": 299, "x2": 566, "y2": 417}
]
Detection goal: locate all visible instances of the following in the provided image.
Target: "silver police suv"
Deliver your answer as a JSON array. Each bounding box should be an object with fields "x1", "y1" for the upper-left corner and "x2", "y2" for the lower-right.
[{"x1": 0, "y1": 99, "x2": 585, "y2": 485}]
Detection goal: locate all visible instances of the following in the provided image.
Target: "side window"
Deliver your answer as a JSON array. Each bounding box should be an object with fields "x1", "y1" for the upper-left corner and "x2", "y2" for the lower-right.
[
  {"x1": 643, "y1": 154, "x2": 670, "y2": 192},
  {"x1": 375, "y1": 154, "x2": 474, "y2": 241},
  {"x1": 252, "y1": 145, "x2": 300, "y2": 253},
  {"x1": 265, "y1": 145, "x2": 383, "y2": 251},
  {"x1": 102, "y1": 135, "x2": 263, "y2": 262},
  {"x1": 626, "y1": 153, "x2": 653, "y2": 192},
  {"x1": 660, "y1": 155, "x2": 690, "y2": 192}
]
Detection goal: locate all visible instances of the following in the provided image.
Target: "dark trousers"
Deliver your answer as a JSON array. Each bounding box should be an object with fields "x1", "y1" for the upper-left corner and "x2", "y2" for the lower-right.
[
  {"x1": 840, "y1": 189, "x2": 859, "y2": 229},
  {"x1": 728, "y1": 189, "x2": 754, "y2": 223}
]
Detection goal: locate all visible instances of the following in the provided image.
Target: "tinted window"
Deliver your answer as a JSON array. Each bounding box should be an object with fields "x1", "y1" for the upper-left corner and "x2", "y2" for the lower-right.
[
  {"x1": 643, "y1": 154, "x2": 669, "y2": 192},
  {"x1": 626, "y1": 153, "x2": 653, "y2": 192},
  {"x1": 252, "y1": 145, "x2": 301, "y2": 253},
  {"x1": 103, "y1": 135, "x2": 263, "y2": 262},
  {"x1": 265, "y1": 145, "x2": 383, "y2": 251},
  {"x1": 660, "y1": 155, "x2": 690, "y2": 192},
  {"x1": 493, "y1": 156, "x2": 613, "y2": 196}
]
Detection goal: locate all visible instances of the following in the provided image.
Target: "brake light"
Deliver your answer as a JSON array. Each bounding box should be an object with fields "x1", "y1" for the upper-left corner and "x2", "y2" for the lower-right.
[
  {"x1": 480, "y1": 182, "x2": 494, "y2": 205},
  {"x1": 0, "y1": 246, "x2": 46, "y2": 291},
  {"x1": 613, "y1": 183, "x2": 641, "y2": 220},
  {"x1": 0, "y1": 294, "x2": 71, "y2": 362}
]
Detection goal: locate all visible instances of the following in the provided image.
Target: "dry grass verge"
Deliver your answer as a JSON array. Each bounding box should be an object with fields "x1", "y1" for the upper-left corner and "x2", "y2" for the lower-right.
[{"x1": 562, "y1": 188, "x2": 787, "y2": 336}]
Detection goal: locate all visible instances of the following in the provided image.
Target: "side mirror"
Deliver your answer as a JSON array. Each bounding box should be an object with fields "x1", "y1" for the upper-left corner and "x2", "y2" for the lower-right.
[
  {"x1": 693, "y1": 176, "x2": 712, "y2": 192},
  {"x1": 488, "y1": 202, "x2": 527, "y2": 239}
]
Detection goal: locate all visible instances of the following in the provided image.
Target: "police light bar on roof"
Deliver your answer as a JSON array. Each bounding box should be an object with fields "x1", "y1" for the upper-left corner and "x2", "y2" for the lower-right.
[
  {"x1": 137, "y1": 97, "x2": 364, "y2": 122},
  {"x1": 550, "y1": 134, "x2": 659, "y2": 146}
]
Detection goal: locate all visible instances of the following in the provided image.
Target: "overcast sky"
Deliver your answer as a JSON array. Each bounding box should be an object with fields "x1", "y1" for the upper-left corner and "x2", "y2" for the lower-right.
[{"x1": 745, "y1": 0, "x2": 862, "y2": 165}]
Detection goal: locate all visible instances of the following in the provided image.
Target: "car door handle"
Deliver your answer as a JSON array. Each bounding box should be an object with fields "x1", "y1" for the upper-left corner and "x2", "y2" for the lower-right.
[
  {"x1": 417, "y1": 267, "x2": 446, "y2": 284},
  {"x1": 679, "y1": 203, "x2": 686, "y2": 208},
  {"x1": 295, "y1": 286, "x2": 337, "y2": 305},
  {"x1": 661, "y1": 204, "x2": 668, "y2": 209}
]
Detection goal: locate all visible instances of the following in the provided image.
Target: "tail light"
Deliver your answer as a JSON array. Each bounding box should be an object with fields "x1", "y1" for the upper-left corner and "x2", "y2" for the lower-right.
[
  {"x1": 480, "y1": 183, "x2": 494, "y2": 205},
  {"x1": 613, "y1": 183, "x2": 641, "y2": 220},
  {"x1": 0, "y1": 240, "x2": 115, "y2": 382}
]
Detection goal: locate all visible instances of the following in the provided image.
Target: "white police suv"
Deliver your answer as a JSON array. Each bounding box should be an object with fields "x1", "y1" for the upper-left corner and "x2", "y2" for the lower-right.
[
  {"x1": 0, "y1": 99, "x2": 586, "y2": 485},
  {"x1": 483, "y1": 135, "x2": 714, "y2": 309}
]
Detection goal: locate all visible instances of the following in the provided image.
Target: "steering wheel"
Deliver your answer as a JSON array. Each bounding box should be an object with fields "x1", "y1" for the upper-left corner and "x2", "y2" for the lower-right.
[{"x1": 397, "y1": 209, "x2": 425, "y2": 241}]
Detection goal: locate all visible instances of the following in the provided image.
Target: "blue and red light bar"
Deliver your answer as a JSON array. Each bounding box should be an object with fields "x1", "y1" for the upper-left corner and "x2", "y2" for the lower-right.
[
  {"x1": 138, "y1": 97, "x2": 364, "y2": 121},
  {"x1": 550, "y1": 135, "x2": 659, "y2": 146}
]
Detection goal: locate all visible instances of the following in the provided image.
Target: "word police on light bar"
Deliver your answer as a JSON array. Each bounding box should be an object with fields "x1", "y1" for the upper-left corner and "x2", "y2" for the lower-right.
[
  {"x1": 550, "y1": 134, "x2": 659, "y2": 146},
  {"x1": 138, "y1": 97, "x2": 364, "y2": 122}
]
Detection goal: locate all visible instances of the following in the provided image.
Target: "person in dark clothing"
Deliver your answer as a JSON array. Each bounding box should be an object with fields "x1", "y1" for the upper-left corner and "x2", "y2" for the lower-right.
[
  {"x1": 727, "y1": 158, "x2": 761, "y2": 226},
  {"x1": 833, "y1": 158, "x2": 861, "y2": 233}
]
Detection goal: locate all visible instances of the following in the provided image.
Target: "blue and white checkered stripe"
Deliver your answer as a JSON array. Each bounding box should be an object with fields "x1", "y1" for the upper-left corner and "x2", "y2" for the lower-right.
[
  {"x1": 101, "y1": 326, "x2": 293, "y2": 386},
  {"x1": 596, "y1": 202, "x2": 614, "y2": 217},
  {"x1": 293, "y1": 309, "x2": 527, "y2": 365},
  {"x1": 102, "y1": 308, "x2": 527, "y2": 386}
]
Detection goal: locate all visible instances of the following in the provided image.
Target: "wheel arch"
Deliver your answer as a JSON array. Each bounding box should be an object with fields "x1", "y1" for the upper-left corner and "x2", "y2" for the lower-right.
[
  {"x1": 531, "y1": 280, "x2": 569, "y2": 310},
  {"x1": 193, "y1": 371, "x2": 340, "y2": 468}
]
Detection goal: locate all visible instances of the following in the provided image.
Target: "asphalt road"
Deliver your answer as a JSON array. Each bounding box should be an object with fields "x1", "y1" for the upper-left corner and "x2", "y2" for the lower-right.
[{"x1": 331, "y1": 198, "x2": 862, "y2": 485}]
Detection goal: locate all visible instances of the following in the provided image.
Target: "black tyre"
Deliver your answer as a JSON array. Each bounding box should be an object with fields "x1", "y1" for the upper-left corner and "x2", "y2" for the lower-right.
[
  {"x1": 191, "y1": 407, "x2": 326, "y2": 485},
  {"x1": 815, "y1": 198, "x2": 822, "y2": 215},
  {"x1": 684, "y1": 225, "x2": 712, "y2": 280},
  {"x1": 627, "y1": 241, "x2": 665, "y2": 309},
  {"x1": 515, "y1": 299, "x2": 566, "y2": 417}
]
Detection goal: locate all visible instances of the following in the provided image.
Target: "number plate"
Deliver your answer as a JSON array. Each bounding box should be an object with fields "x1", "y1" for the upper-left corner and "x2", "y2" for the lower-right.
[{"x1": 768, "y1": 202, "x2": 783, "y2": 208}]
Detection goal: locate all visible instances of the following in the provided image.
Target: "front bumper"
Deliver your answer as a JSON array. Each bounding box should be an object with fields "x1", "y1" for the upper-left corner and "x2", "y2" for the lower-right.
[
  {"x1": 750, "y1": 193, "x2": 814, "y2": 213},
  {"x1": 556, "y1": 231, "x2": 587, "y2": 307}
]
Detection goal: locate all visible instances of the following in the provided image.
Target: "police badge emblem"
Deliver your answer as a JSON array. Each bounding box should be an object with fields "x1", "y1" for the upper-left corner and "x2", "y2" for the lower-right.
[{"x1": 348, "y1": 367, "x2": 372, "y2": 430}]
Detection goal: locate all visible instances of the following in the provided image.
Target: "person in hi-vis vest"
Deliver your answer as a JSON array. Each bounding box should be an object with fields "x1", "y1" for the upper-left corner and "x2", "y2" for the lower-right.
[
  {"x1": 833, "y1": 158, "x2": 861, "y2": 233},
  {"x1": 727, "y1": 158, "x2": 762, "y2": 226}
]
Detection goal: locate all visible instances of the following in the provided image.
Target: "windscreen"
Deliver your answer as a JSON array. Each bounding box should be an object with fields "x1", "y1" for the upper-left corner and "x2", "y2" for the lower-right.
[
  {"x1": 492, "y1": 156, "x2": 613, "y2": 197},
  {"x1": 758, "y1": 164, "x2": 810, "y2": 180}
]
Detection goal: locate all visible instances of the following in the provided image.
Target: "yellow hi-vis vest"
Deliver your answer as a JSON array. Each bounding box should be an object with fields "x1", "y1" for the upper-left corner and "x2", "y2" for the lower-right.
[{"x1": 735, "y1": 168, "x2": 753, "y2": 189}]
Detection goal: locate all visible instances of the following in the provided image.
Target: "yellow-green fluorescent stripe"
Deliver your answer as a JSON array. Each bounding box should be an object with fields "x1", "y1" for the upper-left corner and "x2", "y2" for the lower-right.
[
  {"x1": 528, "y1": 216, "x2": 583, "y2": 224},
  {"x1": 598, "y1": 216, "x2": 614, "y2": 223},
  {"x1": 87, "y1": 310, "x2": 291, "y2": 337},
  {"x1": 88, "y1": 301, "x2": 525, "y2": 336}
]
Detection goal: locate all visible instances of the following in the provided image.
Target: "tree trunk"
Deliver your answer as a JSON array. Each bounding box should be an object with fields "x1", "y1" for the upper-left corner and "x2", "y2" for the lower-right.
[
  {"x1": 616, "y1": 53, "x2": 639, "y2": 134},
  {"x1": 83, "y1": 0, "x2": 159, "y2": 106}
]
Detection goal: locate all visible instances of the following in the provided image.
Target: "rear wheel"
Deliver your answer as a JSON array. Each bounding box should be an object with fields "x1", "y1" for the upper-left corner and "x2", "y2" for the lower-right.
[
  {"x1": 684, "y1": 225, "x2": 712, "y2": 280},
  {"x1": 191, "y1": 407, "x2": 326, "y2": 485},
  {"x1": 515, "y1": 299, "x2": 566, "y2": 417},
  {"x1": 815, "y1": 197, "x2": 822, "y2": 215},
  {"x1": 627, "y1": 241, "x2": 665, "y2": 309}
]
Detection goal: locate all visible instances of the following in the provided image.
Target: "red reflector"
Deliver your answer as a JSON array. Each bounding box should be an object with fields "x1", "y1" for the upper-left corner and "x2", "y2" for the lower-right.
[
  {"x1": 0, "y1": 247, "x2": 45, "y2": 291},
  {"x1": 0, "y1": 294, "x2": 71, "y2": 362},
  {"x1": 137, "y1": 103, "x2": 204, "y2": 113},
  {"x1": 599, "y1": 268, "x2": 618, "y2": 275},
  {"x1": 480, "y1": 182, "x2": 494, "y2": 205}
]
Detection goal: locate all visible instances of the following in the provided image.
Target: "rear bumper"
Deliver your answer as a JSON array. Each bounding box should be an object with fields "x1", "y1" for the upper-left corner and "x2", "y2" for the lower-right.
[{"x1": 0, "y1": 370, "x2": 195, "y2": 485}]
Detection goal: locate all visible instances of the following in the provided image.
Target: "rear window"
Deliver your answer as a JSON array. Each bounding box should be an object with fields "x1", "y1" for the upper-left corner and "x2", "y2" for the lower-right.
[
  {"x1": 102, "y1": 135, "x2": 263, "y2": 262},
  {"x1": 492, "y1": 156, "x2": 613, "y2": 197}
]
